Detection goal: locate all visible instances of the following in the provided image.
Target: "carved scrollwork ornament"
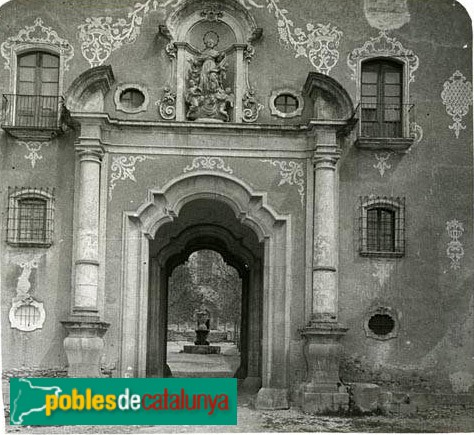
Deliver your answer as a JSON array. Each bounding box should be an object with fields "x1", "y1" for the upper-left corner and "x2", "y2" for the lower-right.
[
  {"x1": 200, "y1": 4, "x2": 224, "y2": 21},
  {"x1": 157, "y1": 87, "x2": 177, "y2": 120},
  {"x1": 242, "y1": 88, "x2": 264, "y2": 123},
  {"x1": 244, "y1": 44, "x2": 256, "y2": 61},
  {"x1": 165, "y1": 42, "x2": 177, "y2": 59}
]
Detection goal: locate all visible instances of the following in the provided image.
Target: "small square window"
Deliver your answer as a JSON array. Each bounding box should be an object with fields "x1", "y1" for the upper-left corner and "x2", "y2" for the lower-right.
[
  {"x1": 359, "y1": 196, "x2": 405, "y2": 257},
  {"x1": 7, "y1": 187, "x2": 54, "y2": 247}
]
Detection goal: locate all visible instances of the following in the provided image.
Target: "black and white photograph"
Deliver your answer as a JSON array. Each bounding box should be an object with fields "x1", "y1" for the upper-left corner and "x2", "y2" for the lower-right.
[{"x1": 0, "y1": 0, "x2": 473, "y2": 432}]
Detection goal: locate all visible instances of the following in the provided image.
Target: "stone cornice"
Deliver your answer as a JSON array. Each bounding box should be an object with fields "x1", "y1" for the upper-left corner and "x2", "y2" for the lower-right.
[{"x1": 70, "y1": 112, "x2": 356, "y2": 136}]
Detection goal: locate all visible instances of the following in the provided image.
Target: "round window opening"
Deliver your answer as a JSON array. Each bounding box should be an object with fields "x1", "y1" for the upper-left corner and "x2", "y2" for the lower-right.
[
  {"x1": 368, "y1": 314, "x2": 395, "y2": 336},
  {"x1": 274, "y1": 94, "x2": 299, "y2": 114},
  {"x1": 15, "y1": 305, "x2": 41, "y2": 329},
  {"x1": 119, "y1": 89, "x2": 145, "y2": 109}
]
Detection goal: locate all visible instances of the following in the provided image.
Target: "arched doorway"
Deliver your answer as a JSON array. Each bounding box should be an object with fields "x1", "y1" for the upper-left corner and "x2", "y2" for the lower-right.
[
  {"x1": 147, "y1": 199, "x2": 263, "y2": 382},
  {"x1": 120, "y1": 173, "x2": 292, "y2": 401}
]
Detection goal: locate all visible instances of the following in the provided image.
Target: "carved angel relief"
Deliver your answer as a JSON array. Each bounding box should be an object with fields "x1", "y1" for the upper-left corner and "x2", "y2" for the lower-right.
[{"x1": 185, "y1": 31, "x2": 234, "y2": 122}]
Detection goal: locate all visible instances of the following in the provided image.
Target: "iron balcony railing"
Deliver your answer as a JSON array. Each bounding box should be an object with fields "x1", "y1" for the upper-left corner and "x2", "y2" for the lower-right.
[
  {"x1": 2, "y1": 94, "x2": 63, "y2": 130},
  {"x1": 355, "y1": 102, "x2": 415, "y2": 139}
]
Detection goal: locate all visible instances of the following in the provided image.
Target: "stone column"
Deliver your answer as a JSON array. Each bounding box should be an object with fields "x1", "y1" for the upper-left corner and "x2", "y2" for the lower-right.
[
  {"x1": 62, "y1": 135, "x2": 109, "y2": 377},
  {"x1": 73, "y1": 148, "x2": 102, "y2": 313},
  {"x1": 312, "y1": 130, "x2": 340, "y2": 322},
  {"x1": 301, "y1": 128, "x2": 348, "y2": 413}
]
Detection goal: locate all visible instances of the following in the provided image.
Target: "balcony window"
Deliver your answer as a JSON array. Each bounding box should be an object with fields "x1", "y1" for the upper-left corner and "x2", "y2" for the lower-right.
[
  {"x1": 355, "y1": 60, "x2": 415, "y2": 152},
  {"x1": 2, "y1": 51, "x2": 62, "y2": 139},
  {"x1": 361, "y1": 59, "x2": 402, "y2": 137}
]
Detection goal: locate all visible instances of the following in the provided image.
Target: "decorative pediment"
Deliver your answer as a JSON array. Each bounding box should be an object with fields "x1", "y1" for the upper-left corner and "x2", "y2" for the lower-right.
[
  {"x1": 1, "y1": 17, "x2": 74, "y2": 71},
  {"x1": 347, "y1": 31, "x2": 419, "y2": 83}
]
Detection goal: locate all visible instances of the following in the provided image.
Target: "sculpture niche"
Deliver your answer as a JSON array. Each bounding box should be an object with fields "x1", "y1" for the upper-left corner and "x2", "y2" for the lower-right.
[
  {"x1": 183, "y1": 305, "x2": 221, "y2": 354},
  {"x1": 185, "y1": 31, "x2": 234, "y2": 122}
]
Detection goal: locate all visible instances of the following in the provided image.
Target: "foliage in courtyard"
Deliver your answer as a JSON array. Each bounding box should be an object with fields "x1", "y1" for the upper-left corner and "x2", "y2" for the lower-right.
[{"x1": 168, "y1": 250, "x2": 242, "y2": 330}]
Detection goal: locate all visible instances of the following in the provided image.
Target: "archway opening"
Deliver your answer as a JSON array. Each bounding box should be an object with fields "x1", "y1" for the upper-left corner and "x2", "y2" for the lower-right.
[
  {"x1": 146, "y1": 198, "x2": 264, "y2": 385},
  {"x1": 167, "y1": 250, "x2": 242, "y2": 377}
]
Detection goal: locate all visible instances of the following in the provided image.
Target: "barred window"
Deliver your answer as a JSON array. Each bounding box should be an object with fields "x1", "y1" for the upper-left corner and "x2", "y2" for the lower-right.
[
  {"x1": 360, "y1": 196, "x2": 405, "y2": 257},
  {"x1": 7, "y1": 187, "x2": 54, "y2": 246}
]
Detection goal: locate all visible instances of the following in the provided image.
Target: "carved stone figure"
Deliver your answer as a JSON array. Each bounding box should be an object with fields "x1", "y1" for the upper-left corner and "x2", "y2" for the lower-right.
[
  {"x1": 195, "y1": 305, "x2": 211, "y2": 331},
  {"x1": 185, "y1": 31, "x2": 231, "y2": 121},
  {"x1": 194, "y1": 305, "x2": 211, "y2": 345}
]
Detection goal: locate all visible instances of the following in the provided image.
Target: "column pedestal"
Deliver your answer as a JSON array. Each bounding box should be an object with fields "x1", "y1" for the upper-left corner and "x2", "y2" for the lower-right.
[
  {"x1": 301, "y1": 323, "x2": 349, "y2": 413},
  {"x1": 256, "y1": 388, "x2": 289, "y2": 410},
  {"x1": 61, "y1": 316, "x2": 109, "y2": 377}
]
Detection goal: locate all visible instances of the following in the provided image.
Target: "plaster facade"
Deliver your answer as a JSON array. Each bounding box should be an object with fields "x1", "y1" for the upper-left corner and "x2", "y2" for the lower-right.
[{"x1": 0, "y1": 0, "x2": 472, "y2": 412}]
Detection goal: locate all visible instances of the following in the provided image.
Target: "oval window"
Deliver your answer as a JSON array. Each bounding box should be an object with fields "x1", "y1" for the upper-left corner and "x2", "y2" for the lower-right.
[
  {"x1": 274, "y1": 94, "x2": 299, "y2": 114},
  {"x1": 368, "y1": 314, "x2": 395, "y2": 336},
  {"x1": 119, "y1": 89, "x2": 145, "y2": 110}
]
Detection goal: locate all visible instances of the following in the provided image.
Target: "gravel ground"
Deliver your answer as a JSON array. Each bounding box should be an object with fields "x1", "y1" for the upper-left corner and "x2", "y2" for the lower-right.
[
  {"x1": 4, "y1": 349, "x2": 474, "y2": 433},
  {"x1": 5, "y1": 395, "x2": 474, "y2": 433}
]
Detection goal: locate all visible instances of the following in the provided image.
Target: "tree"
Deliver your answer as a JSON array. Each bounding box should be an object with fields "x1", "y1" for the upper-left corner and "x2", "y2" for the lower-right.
[
  {"x1": 168, "y1": 250, "x2": 242, "y2": 333},
  {"x1": 168, "y1": 264, "x2": 201, "y2": 330}
]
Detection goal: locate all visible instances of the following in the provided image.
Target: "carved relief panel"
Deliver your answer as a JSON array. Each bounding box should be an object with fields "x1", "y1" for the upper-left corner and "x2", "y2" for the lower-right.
[{"x1": 159, "y1": 0, "x2": 263, "y2": 123}]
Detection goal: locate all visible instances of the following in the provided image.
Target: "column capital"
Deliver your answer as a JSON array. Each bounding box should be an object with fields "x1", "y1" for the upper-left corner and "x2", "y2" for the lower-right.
[
  {"x1": 313, "y1": 146, "x2": 341, "y2": 170},
  {"x1": 76, "y1": 145, "x2": 105, "y2": 163}
]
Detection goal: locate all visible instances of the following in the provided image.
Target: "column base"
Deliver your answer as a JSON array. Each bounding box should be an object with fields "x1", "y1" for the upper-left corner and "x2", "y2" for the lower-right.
[
  {"x1": 61, "y1": 316, "x2": 110, "y2": 378},
  {"x1": 241, "y1": 376, "x2": 262, "y2": 393},
  {"x1": 255, "y1": 388, "x2": 289, "y2": 410},
  {"x1": 302, "y1": 391, "x2": 349, "y2": 413},
  {"x1": 300, "y1": 322, "x2": 349, "y2": 414}
]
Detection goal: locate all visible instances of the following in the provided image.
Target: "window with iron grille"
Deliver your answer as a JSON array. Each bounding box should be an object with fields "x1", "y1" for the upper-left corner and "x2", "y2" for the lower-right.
[
  {"x1": 7, "y1": 187, "x2": 54, "y2": 247},
  {"x1": 359, "y1": 196, "x2": 405, "y2": 257}
]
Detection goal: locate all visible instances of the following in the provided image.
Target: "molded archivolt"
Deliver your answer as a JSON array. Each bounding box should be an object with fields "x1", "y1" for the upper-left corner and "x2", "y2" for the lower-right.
[
  {"x1": 65, "y1": 65, "x2": 115, "y2": 112},
  {"x1": 129, "y1": 172, "x2": 287, "y2": 242}
]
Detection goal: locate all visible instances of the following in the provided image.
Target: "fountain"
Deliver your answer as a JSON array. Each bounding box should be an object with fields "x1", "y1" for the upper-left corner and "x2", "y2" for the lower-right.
[{"x1": 183, "y1": 306, "x2": 221, "y2": 354}]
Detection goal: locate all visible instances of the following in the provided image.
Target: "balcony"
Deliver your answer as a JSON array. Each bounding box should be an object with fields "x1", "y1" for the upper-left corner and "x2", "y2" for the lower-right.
[
  {"x1": 1, "y1": 94, "x2": 65, "y2": 140},
  {"x1": 354, "y1": 103, "x2": 415, "y2": 152}
]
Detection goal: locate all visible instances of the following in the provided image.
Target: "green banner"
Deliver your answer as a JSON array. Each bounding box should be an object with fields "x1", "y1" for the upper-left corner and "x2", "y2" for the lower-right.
[{"x1": 10, "y1": 378, "x2": 237, "y2": 426}]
